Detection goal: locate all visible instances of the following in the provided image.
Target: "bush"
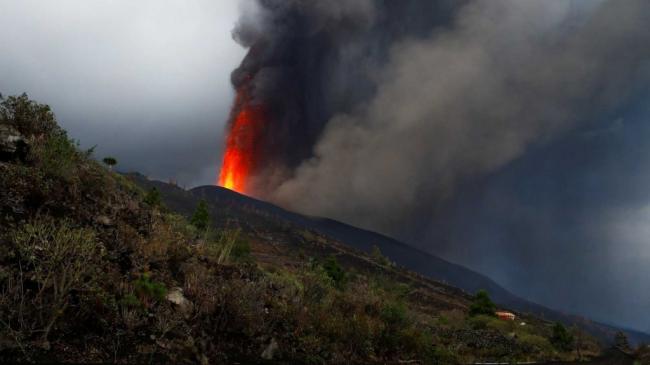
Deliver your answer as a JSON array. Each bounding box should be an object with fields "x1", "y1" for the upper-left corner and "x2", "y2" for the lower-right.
[
  {"x1": 231, "y1": 237, "x2": 252, "y2": 262},
  {"x1": 322, "y1": 256, "x2": 347, "y2": 290},
  {"x1": 551, "y1": 322, "x2": 574, "y2": 351},
  {"x1": 133, "y1": 273, "x2": 167, "y2": 308},
  {"x1": 32, "y1": 133, "x2": 81, "y2": 181},
  {"x1": 144, "y1": 187, "x2": 162, "y2": 207},
  {"x1": 432, "y1": 346, "x2": 461, "y2": 364},
  {"x1": 8, "y1": 218, "x2": 101, "y2": 342},
  {"x1": 205, "y1": 229, "x2": 241, "y2": 265},
  {"x1": 370, "y1": 245, "x2": 392, "y2": 266},
  {"x1": 0, "y1": 93, "x2": 60, "y2": 137},
  {"x1": 190, "y1": 200, "x2": 210, "y2": 231},
  {"x1": 469, "y1": 290, "x2": 496, "y2": 317},
  {"x1": 518, "y1": 333, "x2": 553, "y2": 355},
  {"x1": 468, "y1": 314, "x2": 495, "y2": 330}
]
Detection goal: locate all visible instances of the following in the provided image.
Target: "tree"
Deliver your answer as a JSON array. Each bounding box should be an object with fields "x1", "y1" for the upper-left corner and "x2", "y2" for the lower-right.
[
  {"x1": 102, "y1": 156, "x2": 117, "y2": 171},
  {"x1": 614, "y1": 331, "x2": 631, "y2": 352},
  {"x1": 143, "y1": 187, "x2": 162, "y2": 207},
  {"x1": 469, "y1": 290, "x2": 497, "y2": 317},
  {"x1": 551, "y1": 322, "x2": 574, "y2": 351},
  {"x1": 190, "y1": 200, "x2": 210, "y2": 231}
]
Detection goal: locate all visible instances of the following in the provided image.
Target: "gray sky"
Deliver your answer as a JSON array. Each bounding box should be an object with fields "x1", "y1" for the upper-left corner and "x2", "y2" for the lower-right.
[{"x1": 0, "y1": 0, "x2": 245, "y2": 186}]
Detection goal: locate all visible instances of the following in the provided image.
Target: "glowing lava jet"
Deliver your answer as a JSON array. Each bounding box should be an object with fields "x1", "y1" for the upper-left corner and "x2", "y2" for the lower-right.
[{"x1": 217, "y1": 90, "x2": 265, "y2": 194}]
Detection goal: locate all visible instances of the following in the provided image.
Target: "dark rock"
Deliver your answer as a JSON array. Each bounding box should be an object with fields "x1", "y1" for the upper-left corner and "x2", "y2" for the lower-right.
[
  {"x1": 166, "y1": 287, "x2": 193, "y2": 316},
  {"x1": 0, "y1": 125, "x2": 28, "y2": 162},
  {"x1": 95, "y1": 215, "x2": 113, "y2": 226},
  {"x1": 261, "y1": 338, "x2": 279, "y2": 360}
]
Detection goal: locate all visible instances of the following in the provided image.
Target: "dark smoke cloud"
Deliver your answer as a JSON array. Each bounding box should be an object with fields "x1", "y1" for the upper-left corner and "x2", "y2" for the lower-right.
[
  {"x1": 273, "y1": 0, "x2": 650, "y2": 232},
  {"x1": 235, "y1": 0, "x2": 650, "y2": 331},
  {"x1": 231, "y1": 0, "x2": 463, "y2": 193}
]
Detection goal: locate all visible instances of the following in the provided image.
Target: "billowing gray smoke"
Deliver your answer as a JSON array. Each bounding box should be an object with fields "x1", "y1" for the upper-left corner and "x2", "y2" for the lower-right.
[
  {"x1": 267, "y1": 0, "x2": 650, "y2": 231},
  {"x1": 233, "y1": 0, "x2": 650, "y2": 331},
  {"x1": 231, "y1": 0, "x2": 463, "y2": 194}
]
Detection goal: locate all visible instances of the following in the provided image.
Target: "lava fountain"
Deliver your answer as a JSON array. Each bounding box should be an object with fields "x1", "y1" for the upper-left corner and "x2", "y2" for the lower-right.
[{"x1": 217, "y1": 88, "x2": 266, "y2": 194}]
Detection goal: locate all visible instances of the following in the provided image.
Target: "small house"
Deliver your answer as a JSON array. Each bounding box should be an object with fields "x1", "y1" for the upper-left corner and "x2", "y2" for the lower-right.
[{"x1": 495, "y1": 311, "x2": 516, "y2": 321}]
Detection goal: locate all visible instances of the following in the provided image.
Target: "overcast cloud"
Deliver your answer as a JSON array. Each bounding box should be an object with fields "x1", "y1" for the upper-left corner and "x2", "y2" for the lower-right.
[{"x1": 0, "y1": 0, "x2": 245, "y2": 186}]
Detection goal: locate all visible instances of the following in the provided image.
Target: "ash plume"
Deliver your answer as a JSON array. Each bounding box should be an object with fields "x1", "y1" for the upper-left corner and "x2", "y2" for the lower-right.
[
  {"x1": 228, "y1": 0, "x2": 463, "y2": 194},
  {"x1": 271, "y1": 0, "x2": 650, "y2": 232},
  {"x1": 227, "y1": 0, "x2": 650, "y2": 331}
]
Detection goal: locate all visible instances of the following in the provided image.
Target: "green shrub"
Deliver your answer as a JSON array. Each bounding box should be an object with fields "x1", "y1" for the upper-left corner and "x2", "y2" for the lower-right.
[
  {"x1": 134, "y1": 273, "x2": 167, "y2": 307},
  {"x1": 551, "y1": 322, "x2": 574, "y2": 351},
  {"x1": 231, "y1": 237, "x2": 252, "y2": 262},
  {"x1": 0, "y1": 93, "x2": 60, "y2": 137},
  {"x1": 469, "y1": 290, "x2": 496, "y2": 317},
  {"x1": 371, "y1": 245, "x2": 392, "y2": 266},
  {"x1": 144, "y1": 187, "x2": 162, "y2": 207},
  {"x1": 33, "y1": 133, "x2": 81, "y2": 181},
  {"x1": 206, "y1": 229, "x2": 240, "y2": 265},
  {"x1": 322, "y1": 256, "x2": 347, "y2": 289},
  {"x1": 10, "y1": 218, "x2": 101, "y2": 341},
  {"x1": 120, "y1": 293, "x2": 141, "y2": 308},
  {"x1": 468, "y1": 314, "x2": 494, "y2": 330},
  {"x1": 190, "y1": 200, "x2": 210, "y2": 231},
  {"x1": 378, "y1": 301, "x2": 410, "y2": 350},
  {"x1": 518, "y1": 333, "x2": 553, "y2": 354},
  {"x1": 432, "y1": 346, "x2": 461, "y2": 364},
  {"x1": 380, "y1": 301, "x2": 408, "y2": 328}
]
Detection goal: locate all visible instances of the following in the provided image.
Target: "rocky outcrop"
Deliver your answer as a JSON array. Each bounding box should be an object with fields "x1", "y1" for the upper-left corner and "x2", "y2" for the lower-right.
[
  {"x1": 261, "y1": 338, "x2": 279, "y2": 360},
  {"x1": 0, "y1": 125, "x2": 28, "y2": 162},
  {"x1": 166, "y1": 287, "x2": 193, "y2": 316}
]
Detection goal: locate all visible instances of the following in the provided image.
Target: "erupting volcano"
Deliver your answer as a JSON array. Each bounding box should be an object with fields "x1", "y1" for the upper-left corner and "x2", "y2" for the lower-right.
[{"x1": 217, "y1": 89, "x2": 265, "y2": 194}]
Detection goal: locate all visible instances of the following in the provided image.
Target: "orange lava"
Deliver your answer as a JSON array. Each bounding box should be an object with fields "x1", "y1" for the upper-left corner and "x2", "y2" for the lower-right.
[{"x1": 217, "y1": 90, "x2": 265, "y2": 194}]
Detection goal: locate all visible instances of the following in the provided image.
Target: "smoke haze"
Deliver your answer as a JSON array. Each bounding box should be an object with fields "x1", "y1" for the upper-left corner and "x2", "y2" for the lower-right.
[
  {"x1": 233, "y1": 0, "x2": 650, "y2": 331},
  {"x1": 274, "y1": 0, "x2": 650, "y2": 232}
]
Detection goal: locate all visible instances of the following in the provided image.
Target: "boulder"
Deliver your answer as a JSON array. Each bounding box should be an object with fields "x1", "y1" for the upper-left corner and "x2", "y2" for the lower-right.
[
  {"x1": 95, "y1": 215, "x2": 113, "y2": 226},
  {"x1": 261, "y1": 338, "x2": 279, "y2": 360},
  {"x1": 0, "y1": 125, "x2": 28, "y2": 161},
  {"x1": 166, "y1": 287, "x2": 193, "y2": 315}
]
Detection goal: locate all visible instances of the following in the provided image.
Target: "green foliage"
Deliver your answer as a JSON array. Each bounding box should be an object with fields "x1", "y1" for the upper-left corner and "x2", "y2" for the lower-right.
[
  {"x1": 190, "y1": 200, "x2": 210, "y2": 231},
  {"x1": 380, "y1": 301, "x2": 408, "y2": 329},
  {"x1": 206, "y1": 228, "x2": 241, "y2": 265},
  {"x1": 0, "y1": 93, "x2": 60, "y2": 137},
  {"x1": 102, "y1": 156, "x2": 117, "y2": 169},
  {"x1": 371, "y1": 245, "x2": 392, "y2": 266},
  {"x1": 33, "y1": 133, "x2": 81, "y2": 181},
  {"x1": 468, "y1": 314, "x2": 496, "y2": 330},
  {"x1": 120, "y1": 293, "x2": 141, "y2": 308},
  {"x1": 231, "y1": 236, "x2": 252, "y2": 262},
  {"x1": 9, "y1": 218, "x2": 101, "y2": 341},
  {"x1": 551, "y1": 322, "x2": 574, "y2": 351},
  {"x1": 469, "y1": 289, "x2": 496, "y2": 317},
  {"x1": 143, "y1": 187, "x2": 162, "y2": 207},
  {"x1": 134, "y1": 273, "x2": 167, "y2": 307},
  {"x1": 322, "y1": 255, "x2": 347, "y2": 289},
  {"x1": 518, "y1": 333, "x2": 553, "y2": 354},
  {"x1": 432, "y1": 346, "x2": 461, "y2": 364}
]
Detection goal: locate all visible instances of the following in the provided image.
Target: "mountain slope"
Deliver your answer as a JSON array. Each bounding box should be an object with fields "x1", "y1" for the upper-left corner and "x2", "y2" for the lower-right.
[
  {"x1": 134, "y1": 177, "x2": 650, "y2": 346},
  {"x1": 0, "y1": 94, "x2": 638, "y2": 363}
]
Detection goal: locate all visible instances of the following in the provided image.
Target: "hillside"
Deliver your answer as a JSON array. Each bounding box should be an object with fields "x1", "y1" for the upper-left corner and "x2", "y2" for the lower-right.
[
  {"x1": 136, "y1": 177, "x2": 650, "y2": 347},
  {"x1": 0, "y1": 94, "x2": 642, "y2": 364}
]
